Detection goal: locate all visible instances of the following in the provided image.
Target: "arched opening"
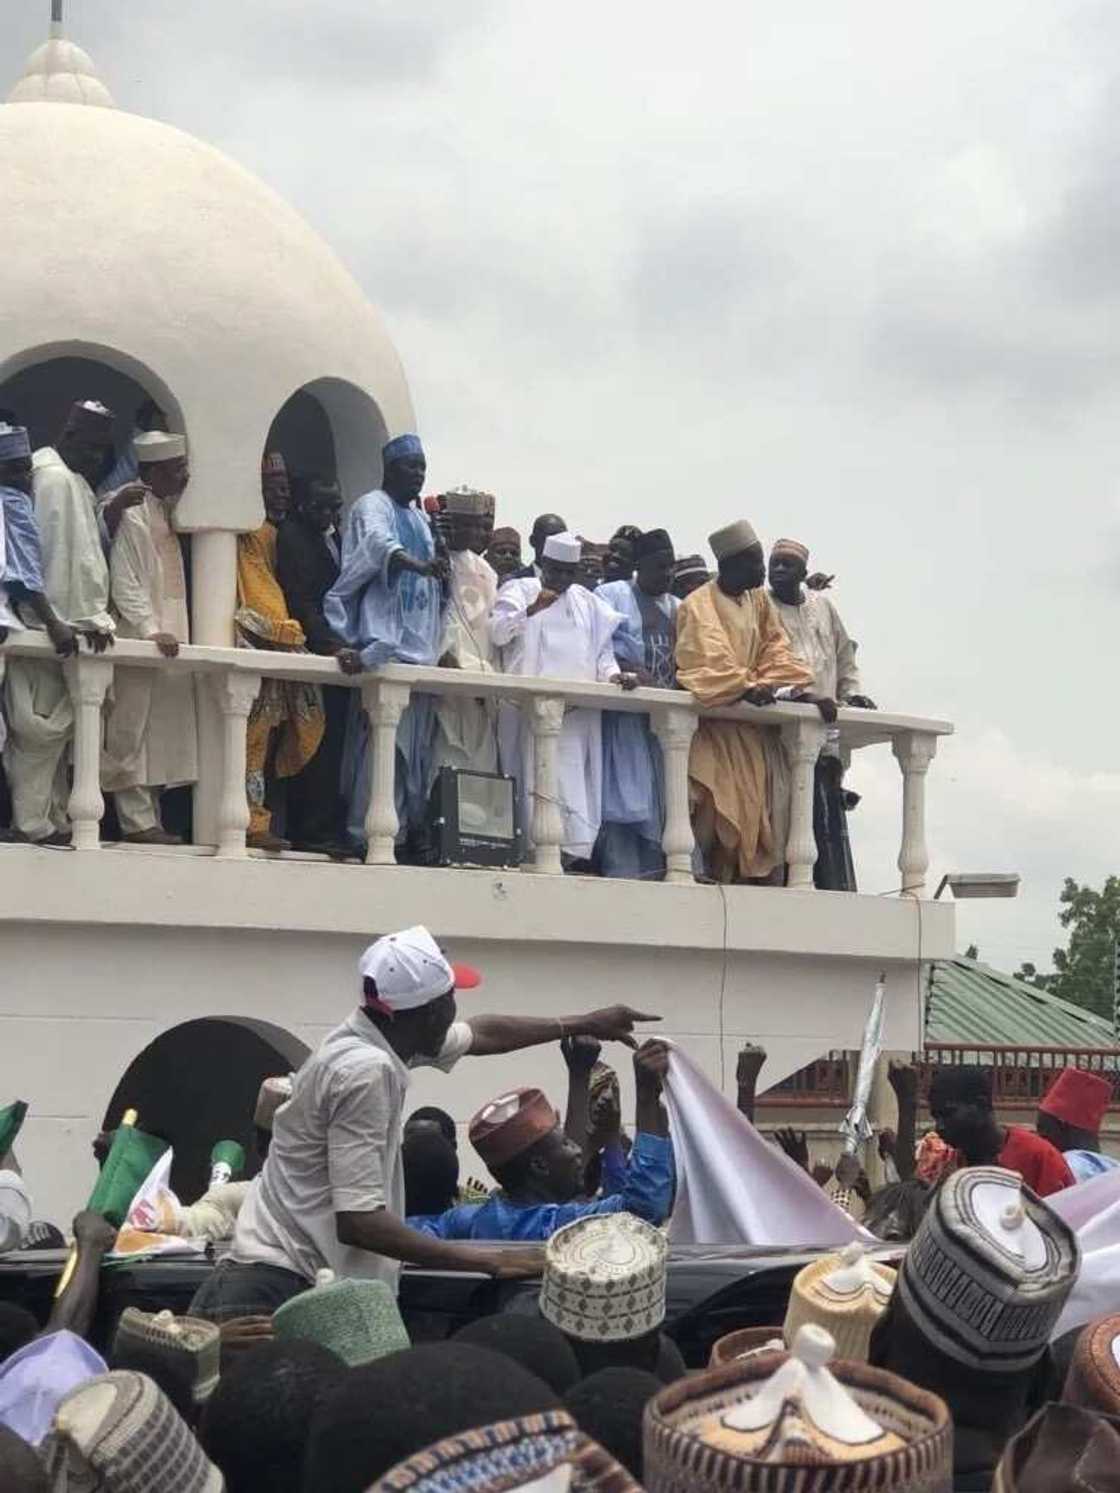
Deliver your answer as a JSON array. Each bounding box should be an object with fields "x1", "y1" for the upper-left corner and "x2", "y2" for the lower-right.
[
  {"x1": 264, "y1": 376, "x2": 388, "y2": 502},
  {"x1": 0, "y1": 341, "x2": 186, "y2": 485}
]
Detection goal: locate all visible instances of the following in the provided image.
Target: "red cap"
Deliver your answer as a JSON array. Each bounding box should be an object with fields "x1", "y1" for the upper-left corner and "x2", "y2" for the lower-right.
[
  {"x1": 451, "y1": 963, "x2": 481, "y2": 991},
  {"x1": 1040, "y1": 1066, "x2": 1113, "y2": 1133},
  {"x1": 469, "y1": 1088, "x2": 559, "y2": 1168}
]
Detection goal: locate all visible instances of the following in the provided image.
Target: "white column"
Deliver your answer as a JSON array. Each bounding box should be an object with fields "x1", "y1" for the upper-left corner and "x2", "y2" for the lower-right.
[
  {"x1": 893, "y1": 730, "x2": 938, "y2": 897},
  {"x1": 782, "y1": 716, "x2": 827, "y2": 890},
  {"x1": 63, "y1": 655, "x2": 112, "y2": 851},
  {"x1": 210, "y1": 669, "x2": 261, "y2": 859},
  {"x1": 360, "y1": 679, "x2": 412, "y2": 866},
  {"x1": 525, "y1": 696, "x2": 565, "y2": 875},
  {"x1": 190, "y1": 530, "x2": 239, "y2": 846},
  {"x1": 652, "y1": 703, "x2": 698, "y2": 884}
]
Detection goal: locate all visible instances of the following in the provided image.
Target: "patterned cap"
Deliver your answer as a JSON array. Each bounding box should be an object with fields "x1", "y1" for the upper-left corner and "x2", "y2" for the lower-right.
[
  {"x1": 111, "y1": 1308, "x2": 220, "y2": 1403},
  {"x1": 273, "y1": 1270, "x2": 410, "y2": 1368},
  {"x1": 443, "y1": 486, "x2": 494, "y2": 516},
  {"x1": 672, "y1": 555, "x2": 709, "y2": 580},
  {"x1": 645, "y1": 1325, "x2": 953, "y2": 1493},
  {"x1": 383, "y1": 433, "x2": 425, "y2": 464},
  {"x1": 470, "y1": 1088, "x2": 560, "y2": 1170},
  {"x1": 709, "y1": 520, "x2": 759, "y2": 560},
  {"x1": 369, "y1": 1409, "x2": 639, "y2": 1493},
  {"x1": 897, "y1": 1166, "x2": 1080, "y2": 1373},
  {"x1": 770, "y1": 538, "x2": 809, "y2": 564},
  {"x1": 42, "y1": 1370, "x2": 223, "y2": 1493},
  {"x1": 993, "y1": 1402, "x2": 1120, "y2": 1493},
  {"x1": 783, "y1": 1245, "x2": 896, "y2": 1364},
  {"x1": 1063, "y1": 1315, "x2": 1120, "y2": 1417},
  {"x1": 540, "y1": 1213, "x2": 667, "y2": 1344}
]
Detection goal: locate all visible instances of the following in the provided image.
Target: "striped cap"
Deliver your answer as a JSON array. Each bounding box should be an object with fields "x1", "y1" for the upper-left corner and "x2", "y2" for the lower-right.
[{"x1": 897, "y1": 1166, "x2": 1079, "y2": 1373}]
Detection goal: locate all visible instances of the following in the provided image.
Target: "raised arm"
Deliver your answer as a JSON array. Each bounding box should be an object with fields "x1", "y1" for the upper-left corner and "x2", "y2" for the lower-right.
[
  {"x1": 561, "y1": 1036, "x2": 600, "y2": 1152},
  {"x1": 736, "y1": 1043, "x2": 767, "y2": 1124},
  {"x1": 467, "y1": 1005, "x2": 660, "y2": 1057},
  {"x1": 489, "y1": 577, "x2": 537, "y2": 648},
  {"x1": 46, "y1": 1210, "x2": 117, "y2": 1341},
  {"x1": 887, "y1": 1062, "x2": 918, "y2": 1182}
]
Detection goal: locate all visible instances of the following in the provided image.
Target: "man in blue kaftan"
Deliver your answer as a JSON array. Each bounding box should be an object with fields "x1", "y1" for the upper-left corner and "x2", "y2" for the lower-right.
[{"x1": 324, "y1": 435, "x2": 447, "y2": 852}]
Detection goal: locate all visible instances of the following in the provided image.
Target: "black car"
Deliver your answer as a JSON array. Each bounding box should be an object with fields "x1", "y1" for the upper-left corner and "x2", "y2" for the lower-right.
[{"x1": 0, "y1": 1242, "x2": 902, "y2": 1368}]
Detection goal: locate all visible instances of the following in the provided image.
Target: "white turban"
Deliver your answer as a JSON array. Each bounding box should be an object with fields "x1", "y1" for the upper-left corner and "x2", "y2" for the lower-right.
[
  {"x1": 542, "y1": 532, "x2": 582, "y2": 565},
  {"x1": 709, "y1": 519, "x2": 760, "y2": 560},
  {"x1": 134, "y1": 430, "x2": 187, "y2": 464}
]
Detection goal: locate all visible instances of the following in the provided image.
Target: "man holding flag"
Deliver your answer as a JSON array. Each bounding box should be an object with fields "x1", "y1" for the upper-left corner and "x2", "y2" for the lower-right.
[{"x1": 190, "y1": 926, "x2": 658, "y2": 1320}]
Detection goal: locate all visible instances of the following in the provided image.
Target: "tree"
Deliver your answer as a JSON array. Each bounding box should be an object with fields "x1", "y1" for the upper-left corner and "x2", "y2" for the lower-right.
[
  {"x1": 1046, "y1": 876, "x2": 1120, "y2": 1021},
  {"x1": 1013, "y1": 961, "x2": 1054, "y2": 993}
]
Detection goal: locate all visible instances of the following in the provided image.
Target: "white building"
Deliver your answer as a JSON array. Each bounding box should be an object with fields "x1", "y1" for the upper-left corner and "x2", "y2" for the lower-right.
[{"x1": 0, "y1": 15, "x2": 954, "y2": 1227}]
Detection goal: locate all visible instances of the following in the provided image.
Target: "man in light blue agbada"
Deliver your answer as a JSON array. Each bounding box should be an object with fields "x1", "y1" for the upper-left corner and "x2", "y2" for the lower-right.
[
  {"x1": 325, "y1": 435, "x2": 447, "y2": 853},
  {"x1": 597, "y1": 528, "x2": 680, "y2": 880}
]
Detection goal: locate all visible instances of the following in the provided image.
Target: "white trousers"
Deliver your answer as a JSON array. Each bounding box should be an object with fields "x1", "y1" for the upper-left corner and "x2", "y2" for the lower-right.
[{"x1": 502, "y1": 704, "x2": 603, "y2": 860}]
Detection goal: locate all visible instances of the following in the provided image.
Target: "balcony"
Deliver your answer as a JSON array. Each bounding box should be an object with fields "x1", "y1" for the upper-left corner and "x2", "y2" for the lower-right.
[{"x1": 0, "y1": 630, "x2": 952, "y2": 892}]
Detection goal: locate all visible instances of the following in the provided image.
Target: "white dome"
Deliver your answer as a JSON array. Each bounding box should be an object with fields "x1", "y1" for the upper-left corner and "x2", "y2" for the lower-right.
[
  {"x1": 8, "y1": 35, "x2": 115, "y2": 108},
  {"x1": 0, "y1": 98, "x2": 414, "y2": 531}
]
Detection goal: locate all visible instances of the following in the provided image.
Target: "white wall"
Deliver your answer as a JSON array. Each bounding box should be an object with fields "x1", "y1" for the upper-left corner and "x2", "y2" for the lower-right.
[{"x1": 0, "y1": 846, "x2": 952, "y2": 1225}]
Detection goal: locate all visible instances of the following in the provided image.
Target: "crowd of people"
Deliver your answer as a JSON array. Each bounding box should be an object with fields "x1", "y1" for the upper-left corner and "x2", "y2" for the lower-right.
[
  {"x1": 1, "y1": 924, "x2": 1119, "y2": 1490},
  {"x1": 0, "y1": 400, "x2": 875, "y2": 884}
]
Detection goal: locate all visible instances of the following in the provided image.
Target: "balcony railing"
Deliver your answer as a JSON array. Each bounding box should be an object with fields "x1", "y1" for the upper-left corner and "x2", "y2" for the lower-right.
[
  {"x1": 0, "y1": 633, "x2": 952, "y2": 890},
  {"x1": 758, "y1": 1054, "x2": 853, "y2": 1107},
  {"x1": 917, "y1": 1045, "x2": 1120, "y2": 1108}
]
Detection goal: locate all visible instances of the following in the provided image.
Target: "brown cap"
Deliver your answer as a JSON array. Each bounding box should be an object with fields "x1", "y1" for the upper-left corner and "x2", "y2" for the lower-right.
[
  {"x1": 469, "y1": 1088, "x2": 559, "y2": 1168},
  {"x1": 1064, "y1": 1315, "x2": 1120, "y2": 1417}
]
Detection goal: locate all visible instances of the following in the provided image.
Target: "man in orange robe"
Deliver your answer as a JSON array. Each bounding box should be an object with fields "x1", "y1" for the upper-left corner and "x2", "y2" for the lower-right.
[{"x1": 675, "y1": 519, "x2": 813, "y2": 882}]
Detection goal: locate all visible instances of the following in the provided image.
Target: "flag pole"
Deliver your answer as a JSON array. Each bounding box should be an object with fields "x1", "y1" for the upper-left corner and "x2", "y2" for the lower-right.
[{"x1": 54, "y1": 1108, "x2": 138, "y2": 1299}]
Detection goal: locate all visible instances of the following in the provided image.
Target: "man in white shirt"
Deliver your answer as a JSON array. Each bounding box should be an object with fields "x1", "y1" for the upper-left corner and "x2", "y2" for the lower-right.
[
  {"x1": 491, "y1": 532, "x2": 635, "y2": 865},
  {"x1": 189, "y1": 925, "x2": 657, "y2": 1320}
]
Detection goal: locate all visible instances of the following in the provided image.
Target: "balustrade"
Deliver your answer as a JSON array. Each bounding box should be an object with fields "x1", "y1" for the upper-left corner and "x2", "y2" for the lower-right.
[{"x1": 0, "y1": 633, "x2": 952, "y2": 891}]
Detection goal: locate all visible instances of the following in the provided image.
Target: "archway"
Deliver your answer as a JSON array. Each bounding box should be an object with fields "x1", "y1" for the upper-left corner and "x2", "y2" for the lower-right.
[
  {"x1": 265, "y1": 376, "x2": 388, "y2": 502},
  {"x1": 102, "y1": 1016, "x2": 310, "y2": 1206},
  {"x1": 0, "y1": 340, "x2": 185, "y2": 479}
]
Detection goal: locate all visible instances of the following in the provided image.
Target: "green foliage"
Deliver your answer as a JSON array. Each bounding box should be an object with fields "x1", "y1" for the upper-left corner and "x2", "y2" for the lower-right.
[{"x1": 1045, "y1": 876, "x2": 1120, "y2": 1020}]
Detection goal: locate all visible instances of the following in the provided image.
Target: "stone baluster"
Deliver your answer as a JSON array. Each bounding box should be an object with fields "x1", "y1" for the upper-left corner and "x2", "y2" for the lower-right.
[
  {"x1": 652, "y1": 703, "x2": 698, "y2": 884},
  {"x1": 893, "y1": 731, "x2": 938, "y2": 897},
  {"x1": 63, "y1": 654, "x2": 113, "y2": 851},
  {"x1": 782, "y1": 716, "x2": 827, "y2": 890},
  {"x1": 210, "y1": 669, "x2": 262, "y2": 859},
  {"x1": 360, "y1": 679, "x2": 412, "y2": 865},
  {"x1": 525, "y1": 696, "x2": 565, "y2": 874}
]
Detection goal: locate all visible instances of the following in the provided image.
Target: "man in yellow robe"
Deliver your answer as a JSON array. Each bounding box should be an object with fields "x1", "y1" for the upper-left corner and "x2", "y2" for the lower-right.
[
  {"x1": 675, "y1": 519, "x2": 813, "y2": 883},
  {"x1": 235, "y1": 453, "x2": 324, "y2": 852}
]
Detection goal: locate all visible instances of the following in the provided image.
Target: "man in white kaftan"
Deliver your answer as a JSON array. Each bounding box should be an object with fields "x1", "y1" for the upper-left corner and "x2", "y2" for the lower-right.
[
  {"x1": 490, "y1": 531, "x2": 626, "y2": 862},
  {"x1": 102, "y1": 431, "x2": 198, "y2": 843},
  {"x1": 434, "y1": 487, "x2": 499, "y2": 776},
  {"x1": 765, "y1": 538, "x2": 876, "y2": 889},
  {"x1": 4, "y1": 401, "x2": 117, "y2": 844}
]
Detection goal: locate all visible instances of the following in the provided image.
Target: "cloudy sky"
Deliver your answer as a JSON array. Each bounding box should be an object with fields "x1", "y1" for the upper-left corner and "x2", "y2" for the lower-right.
[{"x1": 8, "y1": 1, "x2": 1120, "y2": 977}]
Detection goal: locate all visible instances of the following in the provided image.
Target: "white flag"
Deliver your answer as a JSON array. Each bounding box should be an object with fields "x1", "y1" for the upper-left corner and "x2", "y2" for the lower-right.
[{"x1": 663, "y1": 1043, "x2": 868, "y2": 1247}]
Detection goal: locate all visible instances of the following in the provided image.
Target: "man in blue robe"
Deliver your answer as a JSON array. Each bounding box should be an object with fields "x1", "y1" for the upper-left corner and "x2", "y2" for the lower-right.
[
  {"x1": 325, "y1": 435, "x2": 447, "y2": 853},
  {"x1": 410, "y1": 1039, "x2": 673, "y2": 1242},
  {"x1": 597, "y1": 529, "x2": 680, "y2": 879}
]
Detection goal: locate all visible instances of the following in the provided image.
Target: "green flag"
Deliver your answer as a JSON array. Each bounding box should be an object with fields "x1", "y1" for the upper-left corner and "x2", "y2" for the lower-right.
[
  {"x1": 88, "y1": 1123, "x2": 168, "y2": 1228},
  {"x1": 0, "y1": 1101, "x2": 28, "y2": 1160}
]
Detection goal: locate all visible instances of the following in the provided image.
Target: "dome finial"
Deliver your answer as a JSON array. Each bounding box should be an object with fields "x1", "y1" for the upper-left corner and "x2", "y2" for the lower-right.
[{"x1": 7, "y1": 0, "x2": 115, "y2": 108}]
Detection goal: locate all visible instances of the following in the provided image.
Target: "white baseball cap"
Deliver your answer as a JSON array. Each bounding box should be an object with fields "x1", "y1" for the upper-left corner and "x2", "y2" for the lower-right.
[{"x1": 358, "y1": 925, "x2": 481, "y2": 1014}]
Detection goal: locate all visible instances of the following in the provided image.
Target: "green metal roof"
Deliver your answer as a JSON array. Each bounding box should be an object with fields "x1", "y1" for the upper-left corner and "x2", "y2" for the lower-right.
[{"x1": 926, "y1": 958, "x2": 1116, "y2": 1049}]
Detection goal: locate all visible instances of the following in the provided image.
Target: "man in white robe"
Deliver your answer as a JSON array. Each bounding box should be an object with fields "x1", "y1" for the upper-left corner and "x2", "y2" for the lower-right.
[
  {"x1": 4, "y1": 401, "x2": 117, "y2": 845},
  {"x1": 765, "y1": 537, "x2": 876, "y2": 889},
  {"x1": 491, "y1": 531, "x2": 630, "y2": 864},
  {"x1": 434, "y1": 487, "x2": 500, "y2": 776},
  {"x1": 102, "y1": 430, "x2": 198, "y2": 843}
]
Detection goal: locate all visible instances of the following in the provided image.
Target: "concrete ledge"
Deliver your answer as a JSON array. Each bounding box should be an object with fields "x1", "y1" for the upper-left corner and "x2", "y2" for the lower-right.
[{"x1": 0, "y1": 844, "x2": 955, "y2": 961}]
